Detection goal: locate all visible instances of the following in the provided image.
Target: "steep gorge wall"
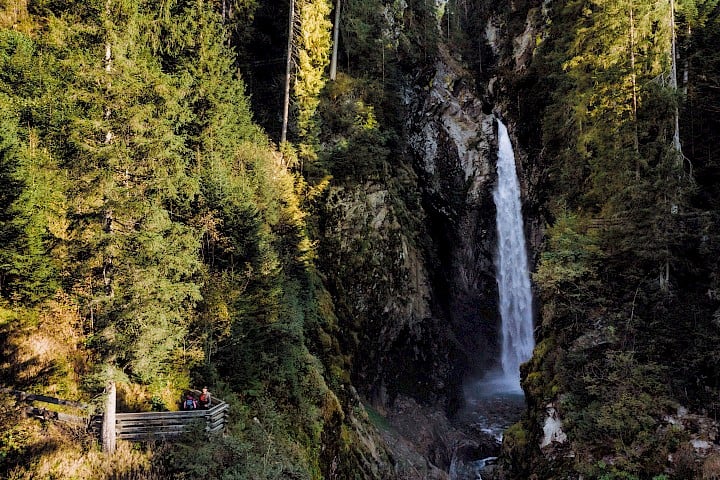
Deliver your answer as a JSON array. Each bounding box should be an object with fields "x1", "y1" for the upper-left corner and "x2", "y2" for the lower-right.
[
  {"x1": 311, "y1": 0, "x2": 720, "y2": 477},
  {"x1": 314, "y1": 0, "x2": 547, "y2": 475},
  {"x1": 403, "y1": 42, "x2": 500, "y2": 384},
  {"x1": 490, "y1": 2, "x2": 720, "y2": 479}
]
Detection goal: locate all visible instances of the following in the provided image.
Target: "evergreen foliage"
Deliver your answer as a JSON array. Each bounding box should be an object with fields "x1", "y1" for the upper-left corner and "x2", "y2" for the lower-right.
[
  {"x1": 0, "y1": 1, "x2": 376, "y2": 478},
  {"x1": 512, "y1": 0, "x2": 720, "y2": 476},
  {"x1": 294, "y1": 0, "x2": 332, "y2": 163}
]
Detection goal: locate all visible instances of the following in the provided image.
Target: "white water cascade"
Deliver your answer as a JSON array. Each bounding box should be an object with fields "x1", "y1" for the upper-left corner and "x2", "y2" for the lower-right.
[{"x1": 489, "y1": 119, "x2": 534, "y2": 394}]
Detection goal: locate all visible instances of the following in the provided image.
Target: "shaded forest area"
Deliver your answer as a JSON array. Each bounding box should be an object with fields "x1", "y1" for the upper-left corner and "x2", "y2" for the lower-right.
[{"x1": 498, "y1": 0, "x2": 720, "y2": 478}]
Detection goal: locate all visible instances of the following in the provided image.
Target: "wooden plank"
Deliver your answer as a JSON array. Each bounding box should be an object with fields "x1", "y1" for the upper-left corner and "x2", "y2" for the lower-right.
[
  {"x1": 119, "y1": 430, "x2": 187, "y2": 436},
  {"x1": 208, "y1": 413, "x2": 227, "y2": 425},
  {"x1": 205, "y1": 402, "x2": 228, "y2": 414},
  {"x1": 117, "y1": 424, "x2": 189, "y2": 434},
  {"x1": 118, "y1": 430, "x2": 186, "y2": 440},
  {"x1": 206, "y1": 415, "x2": 226, "y2": 427},
  {"x1": 117, "y1": 419, "x2": 201, "y2": 428},
  {"x1": 25, "y1": 407, "x2": 88, "y2": 426},
  {"x1": 114, "y1": 401, "x2": 226, "y2": 421},
  {"x1": 206, "y1": 424, "x2": 225, "y2": 434},
  {"x1": 206, "y1": 410, "x2": 225, "y2": 420},
  {"x1": 206, "y1": 416, "x2": 226, "y2": 430},
  {"x1": 2, "y1": 387, "x2": 88, "y2": 410},
  {"x1": 206, "y1": 406, "x2": 228, "y2": 422},
  {"x1": 93, "y1": 400, "x2": 229, "y2": 442},
  {"x1": 115, "y1": 411, "x2": 206, "y2": 421},
  {"x1": 117, "y1": 416, "x2": 202, "y2": 424},
  {"x1": 116, "y1": 412, "x2": 207, "y2": 421},
  {"x1": 210, "y1": 403, "x2": 229, "y2": 414},
  {"x1": 116, "y1": 410, "x2": 206, "y2": 419},
  {"x1": 116, "y1": 416, "x2": 202, "y2": 423},
  {"x1": 117, "y1": 422, "x2": 227, "y2": 438},
  {"x1": 118, "y1": 422, "x2": 202, "y2": 430},
  {"x1": 117, "y1": 423, "x2": 206, "y2": 439}
]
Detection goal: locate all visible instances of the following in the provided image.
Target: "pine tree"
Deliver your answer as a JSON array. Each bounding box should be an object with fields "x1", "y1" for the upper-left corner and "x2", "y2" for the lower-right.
[
  {"x1": 0, "y1": 31, "x2": 67, "y2": 302},
  {"x1": 294, "y1": 0, "x2": 332, "y2": 164},
  {"x1": 28, "y1": 0, "x2": 205, "y2": 383}
]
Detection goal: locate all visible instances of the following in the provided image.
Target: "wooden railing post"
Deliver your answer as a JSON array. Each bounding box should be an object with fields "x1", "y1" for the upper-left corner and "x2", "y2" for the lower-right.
[{"x1": 102, "y1": 381, "x2": 116, "y2": 454}]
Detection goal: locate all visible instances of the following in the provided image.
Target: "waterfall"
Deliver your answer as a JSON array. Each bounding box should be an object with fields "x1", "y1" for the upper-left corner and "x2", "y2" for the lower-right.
[{"x1": 491, "y1": 119, "x2": 534, "y2": 393}]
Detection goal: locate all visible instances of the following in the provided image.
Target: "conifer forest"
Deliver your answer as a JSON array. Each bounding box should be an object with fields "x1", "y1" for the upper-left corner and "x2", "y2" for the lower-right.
[{"x1": 1, "y1": 0, "x2": 720, "y2": 479}]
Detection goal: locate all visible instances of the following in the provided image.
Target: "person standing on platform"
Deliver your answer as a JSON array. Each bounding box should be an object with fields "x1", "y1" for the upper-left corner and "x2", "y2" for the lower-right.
[{"x1": 199, "y1": 386, "x2": 212, "y2": 409}]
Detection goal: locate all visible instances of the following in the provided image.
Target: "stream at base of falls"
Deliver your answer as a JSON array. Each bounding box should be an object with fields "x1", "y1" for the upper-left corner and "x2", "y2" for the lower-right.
[{"x1": 451, "y1": 384, "x2": 526, "y2": 480}]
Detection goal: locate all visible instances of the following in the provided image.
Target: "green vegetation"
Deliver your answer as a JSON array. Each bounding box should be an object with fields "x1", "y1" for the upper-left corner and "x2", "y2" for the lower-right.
[
  {"x1": 0, "y1": 0, "x2": 443, "y2": 475},
  {"x1": 508, "y1": 0, "x2": 720, "y2": 477},
  {"x1": 294, "y1": 0, "x2": 333, "y2": 164},
  {"x1": 0, "y1": 0, "x2": 384, "y2": 478}
]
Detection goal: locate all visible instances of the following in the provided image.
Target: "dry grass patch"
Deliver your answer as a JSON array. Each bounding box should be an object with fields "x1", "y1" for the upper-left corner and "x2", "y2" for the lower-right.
[
  {"x1": 3, "y1": 415, "x2": 161, "y2": 480},
  {"x1": 1, "y1": 294, "x2": 90, "y2": 399}
]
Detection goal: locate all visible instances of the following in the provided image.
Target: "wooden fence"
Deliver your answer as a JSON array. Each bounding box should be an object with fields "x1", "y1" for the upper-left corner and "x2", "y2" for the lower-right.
[
  {"x1": 1, "y1": 387, "x2": 88, "y2": 410},
  {"x1": 3, "y1": 387, "x2": 89, "y2": 425},
  {"x1": 5, "y1": 385, "x2": 229, "y2": 453},
  {"x1": 111, "y1": 401, "x2": 229, "y2": 441}
]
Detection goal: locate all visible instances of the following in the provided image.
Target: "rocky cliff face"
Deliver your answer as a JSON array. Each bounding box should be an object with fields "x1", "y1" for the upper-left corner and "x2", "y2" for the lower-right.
[
  {"x1": 403, "y1": 42, "x2": 500, "y2": 385},
  {"x1": 316, "y1": 1, "x2": 547, "y2": 476},
  {"x1": 318, "y1": 1, "x2": 720, "y2": 478}
]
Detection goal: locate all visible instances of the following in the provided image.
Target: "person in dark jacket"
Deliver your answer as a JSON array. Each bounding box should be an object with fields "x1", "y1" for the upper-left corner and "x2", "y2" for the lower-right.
[{"x1": 183, "y1": 393, "x2": 197, "y2": 410}]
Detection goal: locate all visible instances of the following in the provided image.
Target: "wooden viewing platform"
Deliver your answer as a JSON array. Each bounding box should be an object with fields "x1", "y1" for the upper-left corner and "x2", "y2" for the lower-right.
[
  {"x1": 97, "y1": 383, "x2": 229, "y2": 451},
  {"x1": 5, "y1": 384, "x2": 229, "y2": 453},
  {"x1": 107, "y1": 401, "x2": 229, "y2": 441}
]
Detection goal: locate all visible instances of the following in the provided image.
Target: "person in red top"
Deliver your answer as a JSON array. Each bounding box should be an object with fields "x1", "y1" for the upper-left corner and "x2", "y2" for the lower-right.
[{"x1": 199, "y1": 387, "x2": 212, "y2": 409}]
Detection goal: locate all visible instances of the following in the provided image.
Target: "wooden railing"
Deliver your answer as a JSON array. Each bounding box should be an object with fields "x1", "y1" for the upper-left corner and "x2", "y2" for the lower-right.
[
  {"x1": 1, "y1": 387, "x2": 88, "y2": 410},
  {"x1": 5, "y1": 385, "x2": 229, "y2": 452},
  {"x1": 3, "y1": 387, "x2": 89, "y2": 425},
  {"x1": 112, "y1": 401, "x2": 229, "y2": 440}
]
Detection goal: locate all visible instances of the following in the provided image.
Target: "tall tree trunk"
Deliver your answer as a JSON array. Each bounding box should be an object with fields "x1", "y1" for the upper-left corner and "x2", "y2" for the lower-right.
[
  {"x1": 330, "y1": 0, "x2": 341, "y2": 81},
  {"x1": 103, "y1": 2, "x2": 115, "y2": 298},
  {"x1": 629, "y1": 6, "x2": 640, "y2": 171},
  {"x1": 670, "y1": 0, "x2": 682, "y2": 156},
  {"x1": 281, "y1": 0, "x2": 296, "y2": 144}
]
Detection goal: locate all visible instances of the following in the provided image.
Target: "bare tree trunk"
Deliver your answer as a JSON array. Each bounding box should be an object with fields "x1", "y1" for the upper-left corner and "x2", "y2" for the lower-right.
[
  {"x1": 330, "y1": 0, "x2": 341, "y2": 81},
  {"x1": 382, "y1": 43, "x2": 385, "y2": 85},
  {"x1": 104, "y1": 43, "x2": 112, "y2": 72},
  {"x1": 660, "y1": 257, "x2": 671, "y2": 292},
  {"x1": 103, "y1": 2, "x2": 115, "y2": 298},
  {"x1": 682, "y1": 24, "x2": 689, "y2": 95},
  {"x1": 102, "y1": 381, "x2": 116, "y2": 454},
  {"x1": 281, "y1": 0, "x2": 296, "y2": 145},
  {"x1": 629, "y1": 7, "x2": 640, "y2": 170},
  {"x1": 670, "y1": 0, "x2": 682, "y2": 156},
  {"x1": 629, "y1": 8, "x2": 636, "y2": 117}
]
